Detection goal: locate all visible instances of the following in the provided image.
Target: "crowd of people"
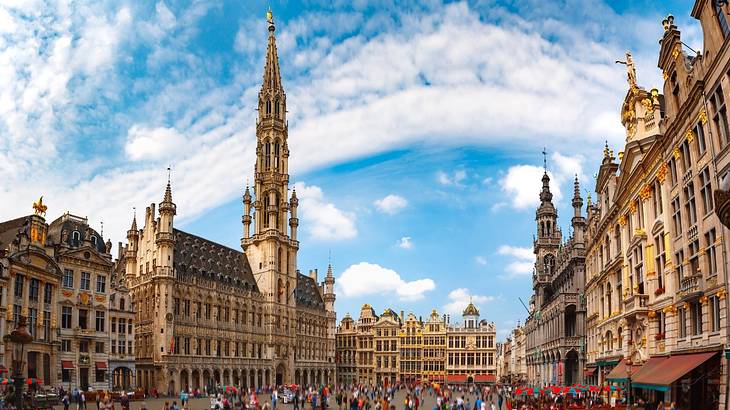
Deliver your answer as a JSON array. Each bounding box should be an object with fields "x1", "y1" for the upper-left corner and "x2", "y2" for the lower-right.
[{"x1": 40, "y1": 381, "x2": 680, "y2": 410}]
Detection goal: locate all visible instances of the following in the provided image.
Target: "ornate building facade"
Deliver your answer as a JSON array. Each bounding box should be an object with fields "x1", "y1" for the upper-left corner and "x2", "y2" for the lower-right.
[
  {"x1": 0, "y1": 206, "x2": 116, "y2": 390},
  {"x1": 123, "y1": 14, "x2": 336, "y2": 393},
  {"x1": 582, "y1": 5, "x2": 730, "y2": 407},
  {"x1": 50, "y1": 213, "x2": 114, "y2": 391},
  {"x1": 336, "y1": 304, "x2": 496, "y2": 385},
  {"x1": 524, "y1": 171, "x2": 587, "y2": 386}
]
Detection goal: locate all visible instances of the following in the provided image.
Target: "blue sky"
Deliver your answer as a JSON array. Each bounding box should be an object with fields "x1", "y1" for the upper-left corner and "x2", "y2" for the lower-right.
[{"x1": 0, "y1": 0, "x2": 700, "y2": 338}]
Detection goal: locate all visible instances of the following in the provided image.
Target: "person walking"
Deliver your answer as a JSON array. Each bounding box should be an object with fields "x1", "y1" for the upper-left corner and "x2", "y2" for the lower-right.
[{"x1": 62, "y1": 393, "x2": 70, "y2": 410}]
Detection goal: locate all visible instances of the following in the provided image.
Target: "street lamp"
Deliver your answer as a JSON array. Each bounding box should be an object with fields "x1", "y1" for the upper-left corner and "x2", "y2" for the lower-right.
[
  {"x1": 10, "y1": 316, "x2": 33, "y2": 410},
  {"x1": 625, "y1": 357, "x2": 633, "y2": 407}
]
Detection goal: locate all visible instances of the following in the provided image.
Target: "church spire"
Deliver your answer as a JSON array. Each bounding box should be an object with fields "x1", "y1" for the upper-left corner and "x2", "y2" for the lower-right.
[{"x1": 262, "y1": 9, "x2": 283, "y2": 95}]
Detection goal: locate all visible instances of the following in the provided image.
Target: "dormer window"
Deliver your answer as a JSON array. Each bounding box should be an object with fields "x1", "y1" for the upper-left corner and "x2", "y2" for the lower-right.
[
  {"x1": 90, "y1": 236, "x2": 97, "y2": 246},
  {"x1": 72, "y1": 231, "x2": 81, "y2": 245}
]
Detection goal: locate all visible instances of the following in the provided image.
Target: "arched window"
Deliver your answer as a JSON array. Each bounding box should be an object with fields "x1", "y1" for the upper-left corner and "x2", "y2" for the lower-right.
[
  {"x1": 91, "y1": 235, "x2": 97, "y2": 246},
  {"x1": 266, "y1": 100, "x2": 271, "y2": 115},
  {"x1": 265, "y1": 142, "x2": 271, "y2": 170},
  {"x1": 606, "y1": 330, "x2": 613, "y2": 351},
  {"x1": 617, "y1": 327, "x2": 623, "y2": 349},
  {"x1": 277, "y1": 248, "x2": 282, "y2": 272},
  {"x1": 274, "y1": 98, "x2": 280, "y2": 116},
  {"x1": 72, "y1": 231, "x2": 81, "y2": 245},
  {"x1": 263, "y1": 196, "x2": 270, "y2": 227},
  {"x1": 120, "y1": 298, "x2": 125, "y2": 311},
  {"x1": 606, "y1": 283, "x2": 612, "y2": 315},
  {"x1": 274, "y1": 140, "x2": 280, "y2": 169}
]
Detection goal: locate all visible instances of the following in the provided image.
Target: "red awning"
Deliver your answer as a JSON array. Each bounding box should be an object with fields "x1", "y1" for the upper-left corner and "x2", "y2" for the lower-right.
[
  {"x1": 584, "y1": 367, "x2": 597, "y2": 377},
  {"x1": 61, "y1": 361, "x2": 75, "y2": 370},
  {"x1": 474, "y1": 374, "x2": 496, "y2": 383},
  {"x1": 95, "y1": 362, "x2": 107, "y2": 370},
  {"x1": 446, "y1": 374, "x2": 468, "y2": 383},
  {"x1": 606, "y1": 358, "x2": 642, "y2": 382},
  {"x1": 633, "y1": 352, "x2": 716, "y2": 388},
  {"x1": 630, "y1": 356, "x2": 669, "y2": 381}
]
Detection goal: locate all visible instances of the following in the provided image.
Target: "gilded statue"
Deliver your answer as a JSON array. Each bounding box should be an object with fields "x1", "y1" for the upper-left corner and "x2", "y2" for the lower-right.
[{"x1": 32, "y1": 196, "x2": 47, "y2": 216}]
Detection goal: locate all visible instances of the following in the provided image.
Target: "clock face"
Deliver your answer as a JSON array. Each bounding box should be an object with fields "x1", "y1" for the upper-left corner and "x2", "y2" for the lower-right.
[{"x1": 166, "y1": 313, "x2": 173, "y2": 322}]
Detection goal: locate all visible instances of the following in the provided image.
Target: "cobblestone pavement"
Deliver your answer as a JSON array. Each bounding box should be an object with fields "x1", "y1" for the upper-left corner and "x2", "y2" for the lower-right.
[{"x1": 52, "y1": 389, "x2": 509, "y2": 410}]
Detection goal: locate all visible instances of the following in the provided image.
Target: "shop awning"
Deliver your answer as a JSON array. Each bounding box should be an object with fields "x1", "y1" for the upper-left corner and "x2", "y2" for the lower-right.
[
  {"x1": 61, "y1": 361, "x2": 75, "y2": 370},
  {"x1": 446, "y1": 374, "x2": 468, "y2": 383},
  {"x1": 629, "y1": 356, "x2": 668, "y2": 383},
  {"x1": 606, "y1": 358, "x2": 642, "y2": 382},
  {"x1": 474, "y1": 374, "x2": 496, "y2": 383},
  {"x1": 632, "y1": 352, "x2": 717, "y2": 392},
  {"x1": 95, "y1": 361, "x2": 107, "y2": 370},
  {"x1": 584, "y1": 367, "x2": 597, "y2": 377}
]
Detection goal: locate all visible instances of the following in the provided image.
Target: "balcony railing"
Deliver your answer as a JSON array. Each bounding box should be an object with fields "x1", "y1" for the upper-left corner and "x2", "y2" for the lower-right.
[
  {"x1": 623, "y1": 293, "x2": 649, "y2": 315},
  {"x1": 679, "y1": 274, "x2": 703, "y2": 295}
]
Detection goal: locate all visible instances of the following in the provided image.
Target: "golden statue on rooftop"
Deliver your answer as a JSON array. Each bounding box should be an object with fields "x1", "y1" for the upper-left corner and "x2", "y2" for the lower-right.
[{"x1": 32, "y1": 196, "x2": 47, "y2": 216}]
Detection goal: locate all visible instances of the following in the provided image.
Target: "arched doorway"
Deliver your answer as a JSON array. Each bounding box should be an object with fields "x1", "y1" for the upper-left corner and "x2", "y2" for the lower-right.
[
  {"x1": 467, "y1": 375, "x2": 474, "y2": 384},
  {"x1": 565, "y1": 349, "x2": 579, "y2": 385},
  {"x1": 223, "y1": 369, "x2": 230, "y2": 385},
  {"x1": 295, "y1": 370, "x2": 300, "y2": 385},
  {"x1": 168, "y1": 370, "x2": 176, "y2": 395},
  {"x1": 192, "y1": 370, "x2": 200, "y2": 390},
  {"x1": 214, "y1": 369, "x2": 221, "y2": 385},
  {"x1": 233, "y1": 370, "x2": 239, "y2": 386},
  {"x1": 203, "y1": 370, "x2": 211, "y2": 391},
  {"x1": 180, "y1": 370, "x2": 189, "y2": 391},
  {"x1": 276, "y1": 363, "x2": 285, "y2": 386}
]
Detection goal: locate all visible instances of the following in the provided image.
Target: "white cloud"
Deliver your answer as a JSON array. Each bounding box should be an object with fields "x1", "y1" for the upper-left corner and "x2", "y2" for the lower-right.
[
  {"x1": 293, "y1": 182, "x2": 357, "y2": 240},
  {"x1": 475, "y1": 256, "x2": 488, "y2": 266},
  {"x1": 125, "y1": 125, "x2": 188, "y2": 161},
  {"x1": 442, "y1": 288, "x2": 495, "y2": 316},
  {"x1": 498, "y1": 151, "x2": 585, "y2": 210},
  {"x1": 373, "y1": 194, "x2": 408, "y2": 214},
  {"x1": 337, "y1": 262, "x2": 435, "y2": 301},
  {"x1": 498, "y1": 245, "x2": 535, "y2": 279},
  {"x1": 436, "y1": 169, "x2": 467, "y2": 186},
  {"x1": 397, "y1": 236, "x2": 413, "y2": 249},
  {"x1": 0, "y1": 1, "x2": 656, "y2": 250}
]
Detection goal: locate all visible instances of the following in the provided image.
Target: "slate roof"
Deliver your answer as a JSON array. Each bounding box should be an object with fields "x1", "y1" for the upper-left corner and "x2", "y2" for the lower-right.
[
  {"x1": 172, "y1": 229, "x2": 259, "y2": 292},
  {"x1": 295, "y1": 272, "x2": 324, "y2": 311},
  {"x1": 47, "y1": 215, "x2": 107, "y2": 253},
  {"x1": 0, "y1": 216, "x2": 28, "y2": 250}
]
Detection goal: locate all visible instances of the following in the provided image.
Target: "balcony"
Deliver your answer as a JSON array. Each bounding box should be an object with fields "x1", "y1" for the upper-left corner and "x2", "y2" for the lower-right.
[
  {"x1": 678, "y1": 274, "x2": 703, "y2": 302},
  {"x1": 623, "y1": 293, "x2": 649, "y2": 316}
]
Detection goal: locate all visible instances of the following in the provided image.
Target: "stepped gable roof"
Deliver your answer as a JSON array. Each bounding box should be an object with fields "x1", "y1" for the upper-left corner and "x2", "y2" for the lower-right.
[
  {"x1": 47, "y1": 214, "x2": 107, "y2": 253},
  {"x1": 296, "y1": 272, "x2": 324, "y2": 311},
  {"x1": 172, "y1": 229, "x2": 259, "y2": 292},
  {"x1": 0, "y1": 216, "x2": 28, "y2": 250}
]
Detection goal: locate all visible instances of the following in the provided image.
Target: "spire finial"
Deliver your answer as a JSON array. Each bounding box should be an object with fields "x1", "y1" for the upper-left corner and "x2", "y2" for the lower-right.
[
  {"x1": 163, "y1": 166, "x2": 173, "y2": 203},
  {"x1": 542, "y1": 147, "x2": 547, "y2": 172},
  {"x1": 100, "y1": 221, "x2": 104, "y2": 237},
  {"x1": 266, "y1": 7, "x2": 275, "y2": 32},
  {"x1": 603, "y1": 141, "x2": 610, "y2": 157}
]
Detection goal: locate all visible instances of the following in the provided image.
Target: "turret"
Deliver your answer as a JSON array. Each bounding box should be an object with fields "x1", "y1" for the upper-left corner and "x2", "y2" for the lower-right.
[
  {"x1": 571, "y1": 176, "x2": 585, "y2": 246},
  {"x1": 323, "y1": 263, "x2": 336, "y2": 312},
  {"x1": 289, "y1": 189, "x2": 299, "y2": 241},
  {"x1": 156, "y1": 175, "x2": 176, "y2": 276},
  {"x1": 242, "y1": 184, "x2": 252, "y2": 242},
  {"x1": 125, "y1": 211, "x2": 139, "y2": 279}
]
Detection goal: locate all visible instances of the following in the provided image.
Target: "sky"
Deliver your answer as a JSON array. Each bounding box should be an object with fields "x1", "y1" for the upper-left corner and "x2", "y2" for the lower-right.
[{"x1": 0, "y1": 0, "x2": 702, "y2": 340}]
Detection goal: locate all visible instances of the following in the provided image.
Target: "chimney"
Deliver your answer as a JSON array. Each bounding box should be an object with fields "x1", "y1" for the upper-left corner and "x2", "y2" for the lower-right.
[
  {"x1": 400, "y1": 310, "x2": 404, "y2": 322},
  {"x1": 117, "y1": 242, "x2": 123, "y2": 259},
  {"x1": 309, "y1": 269, "x2": 318, "y2": 282}
]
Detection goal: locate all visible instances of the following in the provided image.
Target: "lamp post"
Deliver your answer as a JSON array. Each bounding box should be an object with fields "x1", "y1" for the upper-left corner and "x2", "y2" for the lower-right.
[
  {"x1": 625, "y1": 357, "x2": 633, "y2": 407},
  {"x1": 10, "y1": 316, "x2": 33, "y2": 410}
]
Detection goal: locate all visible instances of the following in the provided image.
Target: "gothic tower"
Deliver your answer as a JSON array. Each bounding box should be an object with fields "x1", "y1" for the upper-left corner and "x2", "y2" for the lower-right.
[
  {"x1": 533, "y1": 157, "x2": 561, "y2": 308},
  {"x1": 241, "y1": 10, "x2": 298, "y2": 381}
]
